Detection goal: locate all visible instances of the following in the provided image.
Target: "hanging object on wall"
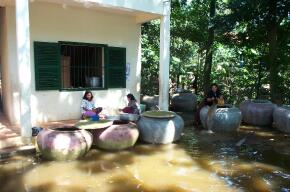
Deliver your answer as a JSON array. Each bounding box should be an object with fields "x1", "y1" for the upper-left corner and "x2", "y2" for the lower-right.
[{"x1": 126, "y1": 62, "x2": 130, "y2": 81}]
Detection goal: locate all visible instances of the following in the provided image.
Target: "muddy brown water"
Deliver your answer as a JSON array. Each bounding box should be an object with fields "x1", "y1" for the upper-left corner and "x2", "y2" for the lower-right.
[{"x1": 0, "y1": 125, "x2": 290, "y2": 192}]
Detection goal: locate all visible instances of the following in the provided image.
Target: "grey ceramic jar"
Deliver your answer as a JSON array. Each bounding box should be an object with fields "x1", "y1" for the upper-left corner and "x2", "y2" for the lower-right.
[
  {"x1": 200, "y1": 105, "x2": 242, "y2": 132},
  {"x1": 137, "y1": 111, "x2": 184, "y2": 144},
  {"x1": 239, "y1": 100, "x2": 277, "y2": 126},
  {"x1": 273, "y1": 105, "x2": 290, "y2": 133}
]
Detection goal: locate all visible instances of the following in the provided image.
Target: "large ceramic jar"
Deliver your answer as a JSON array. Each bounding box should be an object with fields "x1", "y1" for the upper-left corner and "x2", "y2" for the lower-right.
[
  {"x1": 171, "y1": 92, "x2": 197, "y2": 112},
  {"x1": 74, "y1": 119, "x2": 113, "y2": 145},
  {"x1": 273, "y1": 105, "x2": 290, "y2": 133},
  {"x1": 36, "y1": 127, "x2": 93, "y2": 161},
  {"x1": 200, "y1": 105, "x2": 242, "y2": 132},
  {"x1": 239, "y1": 100, "x2": 277, "y2": 126},
  {"x1": 137, "y1": 111, "x2": 184, "y2": 144},
  {"x1": 94, "y1": 123, "x2": 139, "y2": 150},
  {"x1": 141, "y1": 95, "x2": 159, "y2": 110}
]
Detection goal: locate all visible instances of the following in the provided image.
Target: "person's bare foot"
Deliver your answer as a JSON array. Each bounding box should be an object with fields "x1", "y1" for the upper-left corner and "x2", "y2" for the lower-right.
[
  {"x1": 193, "y1": 122, "x2": 202, "y2": 130},
  {"x1": 201, "y1": 129, "x2": 214, "y2": 134},
  {"x1": 99, "y1": 114, "x2": 107, "y2": 119}
]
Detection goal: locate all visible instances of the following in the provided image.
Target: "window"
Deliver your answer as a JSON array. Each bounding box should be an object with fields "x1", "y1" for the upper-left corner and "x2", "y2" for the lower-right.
[
  {"x1": 60, "y1": 44, "x2": 104, "y2": 89},
  {"x1": 34, "y1": 41, "x2": 126, "y2": 91}
]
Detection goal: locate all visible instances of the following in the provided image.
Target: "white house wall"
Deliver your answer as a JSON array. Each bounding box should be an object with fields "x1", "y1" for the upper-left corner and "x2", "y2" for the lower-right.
[
  {"x1": 7, "y1": 2, "x2": 142, "y2": 124},
  {"x1": 1, "y1": 0, "x2": 165, "y2": 16},
  {"x1": 75, "y1": 0, "x2": 164, "y2": 15},
  {"x1": 0, "y1": 7, "x2": 21, "y2": 124}
]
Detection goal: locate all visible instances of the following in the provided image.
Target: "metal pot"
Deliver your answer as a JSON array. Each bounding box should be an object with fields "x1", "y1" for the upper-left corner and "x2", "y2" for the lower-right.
[{"x1": 89, "y1": 77, "x2": 100, "y2": 87}]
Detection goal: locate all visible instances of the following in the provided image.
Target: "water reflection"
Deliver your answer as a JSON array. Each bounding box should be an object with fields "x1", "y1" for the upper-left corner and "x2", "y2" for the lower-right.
[
  {"x1": 22, "y1": 144, "x2": 233, "y2": 192},
  {"x1": 0, "y1": 126, "x2": 290, "y2": 192}
]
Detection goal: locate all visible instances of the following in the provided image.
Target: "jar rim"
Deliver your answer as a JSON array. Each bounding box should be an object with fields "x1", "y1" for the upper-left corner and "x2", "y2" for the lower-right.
[{"x1": 49, "y1": 126, "x2": 81, "y2": 132}]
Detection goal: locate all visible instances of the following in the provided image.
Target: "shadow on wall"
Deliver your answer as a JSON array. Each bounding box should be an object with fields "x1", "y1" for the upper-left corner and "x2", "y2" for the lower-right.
[
  {"x1": 80, "y1": 0, "x2": 163, "y2": 14},
  {"x1": 31, "y1": 89, "x2": 127, "y2": 123}
]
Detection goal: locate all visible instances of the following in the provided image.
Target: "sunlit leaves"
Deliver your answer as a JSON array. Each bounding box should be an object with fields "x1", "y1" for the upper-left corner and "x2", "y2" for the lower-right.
[{"x1": 141, "y1": 0, "x2": 290, "y2": 104}]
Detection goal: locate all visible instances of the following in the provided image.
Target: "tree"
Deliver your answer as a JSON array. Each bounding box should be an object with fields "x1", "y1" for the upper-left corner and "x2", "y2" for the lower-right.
[
  {"x1": 141, "y1": 0, "x2": 290, "y2": 104},
  {"x1": 217, "y1": 0, "x2": 290, "y2": 103},
  {"x1": 203, "y1": 0, "x2": 216, "y2": 94}
]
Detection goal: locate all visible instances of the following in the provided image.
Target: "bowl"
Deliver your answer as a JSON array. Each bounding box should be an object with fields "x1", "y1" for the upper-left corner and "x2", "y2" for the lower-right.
[
  {"x1": 106, "y1": 115, "x2": 121, "y2": 121},
  {"x1": 120, "y1": 113, "x2": 139, "y2": 121}
]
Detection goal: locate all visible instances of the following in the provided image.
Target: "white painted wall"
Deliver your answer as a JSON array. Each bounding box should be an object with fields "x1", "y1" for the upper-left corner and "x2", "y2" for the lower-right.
[
  {"x1": 1, "y1": 0, "x2": 165, "y2": 16},
  {"x1": 0, "y1": 7, "x2": 21, "y2": 125},
  {"x1": 74, "y1": 0, "x2": 164, "y2": 15},
  {"x1": 5, "y1": 2, "x2": 142, "y2": 124}
]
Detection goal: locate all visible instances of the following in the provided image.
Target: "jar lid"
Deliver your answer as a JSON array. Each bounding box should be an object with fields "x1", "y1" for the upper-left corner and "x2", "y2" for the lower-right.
[
  {"x1": 75, "y1": 119, "x2": 113, "y2": 129},
  {"x1": 142, "y1": 110, "x2": 176, "y2": 118}
]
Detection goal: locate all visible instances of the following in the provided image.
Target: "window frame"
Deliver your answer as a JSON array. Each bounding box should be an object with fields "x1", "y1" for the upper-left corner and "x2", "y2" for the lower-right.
[
  {"x1": 58, "y1": 41, "x2": 108, "y2": 91},
  {"x1": 34, "y1": 41, "x2": 127, "y2": 92}
]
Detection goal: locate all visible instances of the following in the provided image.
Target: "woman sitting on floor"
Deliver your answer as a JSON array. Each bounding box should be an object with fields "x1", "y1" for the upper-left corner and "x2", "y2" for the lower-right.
[
  {"x1": 119, "y1": 93, "x2": 141, "y2": 115},
  {"x1": 81, "y1": 90, "x2": 102, "y2": 119}
]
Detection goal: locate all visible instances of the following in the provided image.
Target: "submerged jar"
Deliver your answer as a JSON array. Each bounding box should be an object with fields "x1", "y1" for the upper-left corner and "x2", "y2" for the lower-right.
[
  {"x1": 200, "y1": 105, "x2": 242, "y2": 132},
  {"x1": 137, "y1": 110, "x2": 184, "y2": 144},
  {"x1": 36, "y1": 127, "x2": 93, "y2": 161},
  {"x1": 239, "y1": 99, "x2": 277, "y2": 126},
  {"x1": 273, "y1": 105, "x2": 290, "y2": 133},
  {"x1": 94, "y1": 123, "x2": 139, "y2": 150},
  {"x1": 171, "y1": 92, "x2": 197, "y2": 112}
]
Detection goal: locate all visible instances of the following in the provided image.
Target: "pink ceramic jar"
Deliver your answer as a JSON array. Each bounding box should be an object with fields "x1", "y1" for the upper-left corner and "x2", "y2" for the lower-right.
[{"x1": 36, "y1": 127, "x2": 93, "y2": 161}]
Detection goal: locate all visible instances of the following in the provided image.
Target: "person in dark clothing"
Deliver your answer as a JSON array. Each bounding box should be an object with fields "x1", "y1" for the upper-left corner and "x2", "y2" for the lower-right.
[
  {"x1": 194, "y1": 83, "x2": 223, "y2": 127},
  {"x1": 205, "y1": 83, "x2": 223, "y2": 106}
]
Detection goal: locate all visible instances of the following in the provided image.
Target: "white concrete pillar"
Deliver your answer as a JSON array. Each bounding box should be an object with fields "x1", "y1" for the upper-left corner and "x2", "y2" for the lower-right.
[
  {"x1": 159, "y1": 0, "x2": 171, "y2": 110},
  {"x1": 16, "y1": 0, "x2": 32, "y2": 139}
]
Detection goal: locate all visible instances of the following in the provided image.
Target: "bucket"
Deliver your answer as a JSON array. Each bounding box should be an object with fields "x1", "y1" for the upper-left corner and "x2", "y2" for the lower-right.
[
  {"x1": 89, "y1": 77, "x2": 100, "y2": 87},
  {"x1": 91, "y1": 115, "x2": 100, "y2": 121},
  {"x1": 140, "y1": 104, "x2": 146, "y2": 113}
]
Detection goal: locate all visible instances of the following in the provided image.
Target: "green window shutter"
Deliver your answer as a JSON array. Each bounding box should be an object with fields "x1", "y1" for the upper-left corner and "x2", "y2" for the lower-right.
[
  {"x1": 106, "y1": 47, "x2": 126, "y2": 88},
  {"x1": 34, "y1": 41, "x2": 60, "y2": 90}
]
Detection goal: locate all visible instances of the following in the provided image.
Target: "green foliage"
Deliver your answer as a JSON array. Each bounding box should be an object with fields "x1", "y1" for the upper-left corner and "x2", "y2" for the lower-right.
[
  {"x1": 141, "y1": 21, "x2": 160, "y2": 95},
  {"x1": 141, "y1": 0, "x2": 290, "y2": 104}
]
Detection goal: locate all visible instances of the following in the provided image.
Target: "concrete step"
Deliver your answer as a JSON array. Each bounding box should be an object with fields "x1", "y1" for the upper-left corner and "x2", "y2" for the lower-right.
[
  {"x1": 0, "y1": 128, "x2": 19, "y2": 139},
  {"x1": 0, "y1": 144, "x2": 36, "y2": 159},
  {"x1": 0, "y1": 136, "x2": 24, "y2": 149}
]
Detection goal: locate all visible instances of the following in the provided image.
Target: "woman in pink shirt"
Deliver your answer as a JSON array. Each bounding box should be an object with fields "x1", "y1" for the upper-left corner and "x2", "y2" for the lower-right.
[{"x1": 81, "y1": 90, "x2": 102, "y2": 119}]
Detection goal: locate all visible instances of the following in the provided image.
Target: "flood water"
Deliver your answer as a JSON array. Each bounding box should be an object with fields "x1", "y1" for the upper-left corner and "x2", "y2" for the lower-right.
[{"x1": 1, "y1": 126, "x2": 290, "y2": 192}]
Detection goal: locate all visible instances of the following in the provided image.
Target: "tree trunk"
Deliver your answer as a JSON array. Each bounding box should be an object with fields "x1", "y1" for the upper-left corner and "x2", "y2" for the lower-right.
[
  {"x1": 256, "y1": 61, "x2": 262, "y2": 99},
  {"x1": 203, "y1": 0, "x2": 216, "y2": 94},
  {"x1": 268, "y1": 0, "x2": 280, "y2": 103}
]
